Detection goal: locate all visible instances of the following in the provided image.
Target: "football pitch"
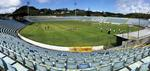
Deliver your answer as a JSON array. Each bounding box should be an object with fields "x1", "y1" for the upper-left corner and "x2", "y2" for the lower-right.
[{"x1": 20, "y1": 21, "x2": 139, "y2": 47}]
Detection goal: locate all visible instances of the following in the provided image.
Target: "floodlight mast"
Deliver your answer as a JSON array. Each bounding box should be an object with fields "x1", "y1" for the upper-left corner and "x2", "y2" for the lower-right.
[
  {"x1": 127, "y1": 19, "x2": 130, "y2": 39},
  {"x1": 27, "y1": 1, "x2": 30, "y2": 16},
  {"x1": 74, "y1": 0, "x2": 77, "y2": 16},
  {"x1": 148, "y1": 11, "x2": 150, "y2": 27},
  {"x1": 138, "y1": 8, "x2": 140, "y2": 39}
]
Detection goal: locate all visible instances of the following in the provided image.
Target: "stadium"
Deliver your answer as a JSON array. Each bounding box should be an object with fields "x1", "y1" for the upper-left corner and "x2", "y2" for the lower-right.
[{"x1": 0, "y1": 0, "x2": 150, "y2": 71}]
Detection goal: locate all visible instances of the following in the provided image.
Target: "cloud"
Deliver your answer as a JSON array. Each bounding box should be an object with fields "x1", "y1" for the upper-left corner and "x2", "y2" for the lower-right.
[
  {"x1": 36, "y1": 0, "x2": 69, "y2": 3},
  {"x1": 116, "y1": 0, "x2": 150, "y2": 14},
  {"x1": 37, "y1": 0, "x2": 49, "y2": 3},
  {"x1": 0, "y1": 0, "x2": 21, "y2": 14},
  {"x1": 0, "y1": 7, "x2": 17, "y2": 14}
]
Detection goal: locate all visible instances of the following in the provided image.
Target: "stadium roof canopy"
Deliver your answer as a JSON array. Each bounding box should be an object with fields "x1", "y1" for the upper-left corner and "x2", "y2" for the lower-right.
[{"x1": 116, "y1": 28, "x2": 150, "y2": 40}]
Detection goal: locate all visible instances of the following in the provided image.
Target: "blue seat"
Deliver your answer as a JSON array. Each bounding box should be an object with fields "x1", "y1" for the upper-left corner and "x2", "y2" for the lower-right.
[
  {"x1": 78, "y1": 63, "x2": 90, "y2": 69},
  {"x1": 55, "y1": 62, "x2": 65, "y2": 68}
]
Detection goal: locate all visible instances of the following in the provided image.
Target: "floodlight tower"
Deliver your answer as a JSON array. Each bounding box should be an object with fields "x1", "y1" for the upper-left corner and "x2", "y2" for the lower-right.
[
  {"x1": 74, "y1": 0, "x2": 77, "y2": 16},
  {"x1": 137, "y1": 8, "x2": 141, "y2": 39},
  {"x1": 147, "y1": 10, "x2": 150, "y2": 27},
  {"x1": 87, "y1": 7, "x2": 91, "y2": 16},
  {"x1": 27, "y1": 1, "x2": 30, "y2": 16},
  {"x1": 127, "y1": 19, "x2": 130, "y2": 39}
]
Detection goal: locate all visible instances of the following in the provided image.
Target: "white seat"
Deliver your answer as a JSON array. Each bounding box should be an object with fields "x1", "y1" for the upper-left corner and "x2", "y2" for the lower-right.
[
  {"x1": 0, "y1": 58, "x2": 5, "y2": 70},
  {"x1": 128, "y1": 61, "x2": 143, "y2": 71},
  {"x1": 36, "y1": 64, "x2": 47, "y2": 71},
  {"x1": 141, "y1": 56, "x2": 150, "y2": 63},
  {"x1": 97, "y1": 64, "x2": 112, "y2": 71},
  {"x1": 6, "y1": 63, "x2": 17, "y2": 71},
  {"x1": 119, "y1": 68, "x2": 129, "y2": 71},
  {"x1": 3, "y1": 57, "x2": 15, "y2": 65},
  {"x1": 0, "y1": 53, "x2": 5, "y2": 58},
  {"x1": 13, "y1": 63, "x2": 28, "y2": 71},
  {"x1": 139, "y1": 63, "x2": 150, "y2": 71},
  {"x1": 25, "y1": 59, "x2": 34, "y2": 70},
  {"x1": 113, "y1": 61, "x2": 125, "y2": 71}
]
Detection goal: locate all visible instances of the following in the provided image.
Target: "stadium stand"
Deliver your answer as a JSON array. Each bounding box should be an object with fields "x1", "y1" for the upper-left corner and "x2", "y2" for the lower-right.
[
  {"x1": 25, "y1": 16, "x2": 150, "y2": 27},
  {"x1": 0, "y1": 17, "x2": 149, "y2": 71}
]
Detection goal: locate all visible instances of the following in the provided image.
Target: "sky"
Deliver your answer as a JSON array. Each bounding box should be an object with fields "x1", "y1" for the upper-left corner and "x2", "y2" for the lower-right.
[{"x1": 0, "y1": 0, "x2": 150, "y2": 14}]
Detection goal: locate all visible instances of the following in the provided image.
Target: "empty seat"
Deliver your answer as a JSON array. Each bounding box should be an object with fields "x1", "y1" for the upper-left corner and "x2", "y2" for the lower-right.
[
  {"x1": 0, "y1": 19, "x2": 150, "y2": 71},
  {"x1": 50, "y1": 67, "x2": 65, "y2": 71},
  {"x1": 6, "y1": 63, "x2": 17, "y2": 71},
  {"x1": 0, "y1": 46, "x2": 4, "y2": 52},
  {"x1": 66, "y1": 63, "x2": 77, "y2": 69},
  {"x1": 80, "y1": 68, "x2": 97, "y2": 71},
  {"x1": 27, "y1": 54, "x2": 35, "y2": 61},
  {"x1": 113, "y1": 61, "x2": 125, "y2": 71},
  {"x1": 16, "y1": 54, "x2": 24, "y2": 64},
  {"x1": 58, "y1": 58, "x2": 66, "y2": 63},
  {"x1": 55, "y1": 62, "x2": 65, "y2": 68},
  {"x1": 90, "y1": 62, "x2": 99, "y2": 67},
  {"x1": 85, "y1": 58, "x2": 93, "y2": 63},
  {"x1": 76, "y1": 58, "x2": 84, "y2": 64},
  {"x1": 97, "y1": 64, "x2": 112, "y2": 71},
  {"x1": 67, "y1": 58, "x2": 76, "y2": 63},
  {"x1": 0, "y1": 58, "x2": 6, "y2": 71},
  {"x1": 135, "y1": 53, "x2": 142, "y2": 61},
  {"x1": 128, "y1": 61, "x2": 143, "y2": 71},
  {"x1": 9, "y1": 51, "x2": 16, "y2": 59},
  {"x1": 139, "y1": 63, "x2": 150, "y2": 71},
  {"x1": 13, "y1": 63, "x2": 28, "y2": 71},
  {"x1": 118, "y1": 68, "x2": 129, "y2": 71},
  {"x1": 78, "y1": 63, "x2": 90, "y2": 69},
  {"x1": 25, "y1": 59, "x2": 35, "y2": 70},
  {"x1": 3, "y1": 48, "x2": 9, "y2": 56},
  {"x1": 125, "y1": 56, "x2": 134, "y2": 66},
  {"x1": 35, "y1": 58, "x2": 43, "y2": 64},
  {"x1": 3, "y1": 57, "x2": 15, "y2": 65},
  {"x1": 100, "y1": 60, "x2": 111, "y2": 65},
  {"x1": 36, "y1": 64, "x2": 48, "y2": 71},
  {"x1": 143, "y1": 50, "x2": 149, "y2": 57},
  {"x1": 50, "y1": 57, "x2": 56, "y2": 62},
  {"x1": 44, "y1": 60, "x2": 54, "y2": 66},
  {"x1": 0, "y1": 52, "x2": 5, "y2": 58},
  {"x1": 141, "y1": 56, "x2": 150, "y2": 63}
]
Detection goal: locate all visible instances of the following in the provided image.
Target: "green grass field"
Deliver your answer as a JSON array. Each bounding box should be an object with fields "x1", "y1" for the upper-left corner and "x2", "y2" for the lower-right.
[{"x1": 20, "y1": 21, "x2": 139, "y2": 47}]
